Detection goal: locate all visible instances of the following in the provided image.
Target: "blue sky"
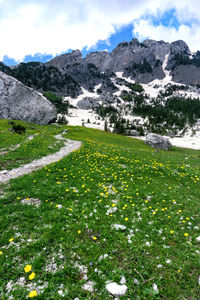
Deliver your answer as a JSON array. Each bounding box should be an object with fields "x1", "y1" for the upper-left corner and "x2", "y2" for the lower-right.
[{"x1": 1, "y1": 0, "x2": 200, "y2": 65}]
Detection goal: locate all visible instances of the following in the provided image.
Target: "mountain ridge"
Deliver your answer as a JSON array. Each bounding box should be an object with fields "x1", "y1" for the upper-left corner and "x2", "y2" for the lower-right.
[{"x1": 0, "y1": 38, "x2": 200, "y2": 142}]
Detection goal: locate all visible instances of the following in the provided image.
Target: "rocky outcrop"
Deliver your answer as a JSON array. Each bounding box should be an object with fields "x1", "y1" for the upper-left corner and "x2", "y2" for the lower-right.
[
  {"x1": 77, "y1": 97, "x2": 99, "y2": 109},
  {"x1": 145, "y1": 133, "x2": 172, "y2": 150},
  {"x1": 171, "y1": 64, "x2": 200, "y2": 85},
  {"x1": 65, "y1": 62, "x2": 117, "y2": 93},
  {"x1": 0, "y1": 71, "x2": 57, "y2": 124},
  {"x1": 77, "y1": 93, "x2": 119, "y2": 109},
  {"x1": 45, "y1": 50, "x2": 82, "y2": 72}
]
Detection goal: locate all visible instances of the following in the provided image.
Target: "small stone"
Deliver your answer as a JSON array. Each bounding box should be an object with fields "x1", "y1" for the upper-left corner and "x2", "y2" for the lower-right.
[
  {"x1": 82, "y1": 281, "x2": 95, "y2": 292},
  {"x1": 196, "y1": 236, "x2": 200, "y2": 242},
  {"x1": 152, "y1": 283, "x2": 159, "y2": 293},
  {"x1": 106, "y1": 282, "x2": 127, "y2": 296},
  {"x1": 133, "y1": 278, "x2": 140, "y2": 285}
]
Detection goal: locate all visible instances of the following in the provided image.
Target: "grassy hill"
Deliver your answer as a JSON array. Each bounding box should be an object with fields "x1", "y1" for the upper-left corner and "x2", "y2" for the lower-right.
[{"x1": 0, "y1": 120, "x2": 199, "y2": 299}]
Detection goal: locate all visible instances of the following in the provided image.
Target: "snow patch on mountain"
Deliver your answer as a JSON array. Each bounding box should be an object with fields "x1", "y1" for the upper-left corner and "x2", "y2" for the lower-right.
[
  {"x1": 162, "y1": 53, "x2": 172, "y2": 82},
  {"x1": 115, "y1": 72, "x2": 135, "y2": 83},
  {"x1": 67, "y1": 108, "x2": 105, "y2": 130},
  {"x1": 64, "y1": 86, "x2": 100, "y2": 107}
]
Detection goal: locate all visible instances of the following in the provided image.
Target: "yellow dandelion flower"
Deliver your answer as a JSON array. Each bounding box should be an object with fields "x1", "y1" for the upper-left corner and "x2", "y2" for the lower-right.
[
  {"x1": 29, "y1": 290, "x2": 38, "y2": 298},
  {"x1": 170, "y1": 230, "x2": 174, "y2": 234},
  {"x1": 184, "y1": 233, "x2": 189, "y2": 237},
  {"x1": 77, "y1": 230, "x2": 81, "y2": 234},
  {"x1": 24, "y1": 265, "x2": 32, "y2": 273},
  {"x1": 0, "y1": 251, "x2": 3, "y2": 255},
  {"x1": 112, "y1": 204, "x2": 116, "y2": 207},
  {"x1": 92, "y1": 236, "x2": 97, "y2": 240},
  {"x1": 9, "y1": 238, "x2": 14, "y2": 242},
  {"x1": 29, "y1": 272, "x2": 36, "y2": 280},
  {"x1": 125, "y1": 217, "x2": 128, "y2": 221}
]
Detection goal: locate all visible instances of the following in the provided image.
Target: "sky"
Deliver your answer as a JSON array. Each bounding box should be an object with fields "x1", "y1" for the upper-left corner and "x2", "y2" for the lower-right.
[{"x1": 1, "y1": 0, "x2": 200, "y2": 65}]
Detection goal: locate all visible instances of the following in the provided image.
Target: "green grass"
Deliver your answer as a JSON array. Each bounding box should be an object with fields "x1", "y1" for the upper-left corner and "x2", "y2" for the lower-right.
[
  {"x1": 0, "y1": 120, "x2": 65, "y2": 171},
  {"x1": 0, "y1": 120, "x2": 199, "y2": 299}
]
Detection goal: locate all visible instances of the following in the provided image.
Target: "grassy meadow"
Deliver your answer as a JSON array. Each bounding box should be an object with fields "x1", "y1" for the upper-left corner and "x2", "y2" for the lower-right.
[{"x1": 0, "y1": 120, "x2": 199, "y2": 299}]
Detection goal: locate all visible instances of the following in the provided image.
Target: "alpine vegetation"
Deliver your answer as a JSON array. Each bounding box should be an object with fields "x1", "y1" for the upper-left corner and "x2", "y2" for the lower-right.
[{"x1": 0, "y1": 121, "x2": 199, "y2": 299}]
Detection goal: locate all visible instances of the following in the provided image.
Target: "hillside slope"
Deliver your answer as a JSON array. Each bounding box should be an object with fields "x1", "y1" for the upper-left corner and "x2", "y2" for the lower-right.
[{"x1": 0, "y1": 121, "x2": 199, "y2": 299}]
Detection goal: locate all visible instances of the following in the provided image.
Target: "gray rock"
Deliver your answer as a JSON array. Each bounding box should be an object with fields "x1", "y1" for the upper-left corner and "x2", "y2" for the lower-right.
[
  {"x1": 126, "y1": 130, "x2": 140, "y2": 136},
  {"x1": 77, "y1": 97, "x2": 99, "y2": 109},
  {"x1": 97, "y1": 93, "x2": 119, "y2": 104},
  {"x1": 46, "y1": 50, "x2": 82, "y2": 72},
  {"x1": 172, "y1": 64, "x2": 200, "y2": 85},
  {"x1": 0, "y1": 71, "x2": 57, "y2": 124},
  {"x1": 170, "y1": 40, "x2": 190, "y2": 56},
  {"x1": 66, "y1": 63, "x2": 117, "y2": 93},
  {"x1": 77, "y1": 93, "x2": 119, "y2": 109},
  {"x1": 146, "y1": 133, "x2": 172, "y2": 150}
]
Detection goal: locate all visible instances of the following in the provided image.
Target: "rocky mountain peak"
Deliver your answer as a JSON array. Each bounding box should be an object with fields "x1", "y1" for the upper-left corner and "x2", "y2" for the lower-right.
[
  {"x1": 170, "y1": 40, "x2": 190, "y2": 55},
  {"x1": 45, "y1": 49, "x2": 82, "y2": 72},
  {"x1": 141, "y1": 39, "x2": 170, "y2": 62}
]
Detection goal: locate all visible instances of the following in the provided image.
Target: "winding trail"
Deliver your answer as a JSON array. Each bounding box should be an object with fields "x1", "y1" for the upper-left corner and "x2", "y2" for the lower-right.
[{"x1": 0, "y1": 132, "x2": 82, "y2": 184}]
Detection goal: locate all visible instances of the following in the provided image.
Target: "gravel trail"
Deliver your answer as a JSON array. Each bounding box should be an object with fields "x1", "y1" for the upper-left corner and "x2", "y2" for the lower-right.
[{"x1": 0, "y1": 133, "x2": 82, "y2": 184}]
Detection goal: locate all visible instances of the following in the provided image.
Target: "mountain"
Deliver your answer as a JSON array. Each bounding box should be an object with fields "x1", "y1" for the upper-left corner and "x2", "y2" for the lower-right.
[
  {"x1": 46, "y1": 38, "x2": 199, "y2": 85},
  {"x1": 0, "y1": 61, "x2": 81, "y2": 98},
  {"x1": 0, "y1": 38, "x2": 200, "y2": 140},
  {"x1": 1, "y1": 38, "x2": 200, "y2": 94}
]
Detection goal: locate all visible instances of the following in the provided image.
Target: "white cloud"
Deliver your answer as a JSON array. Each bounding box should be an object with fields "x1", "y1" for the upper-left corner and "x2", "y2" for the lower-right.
[
  {"x1": 133, "y1": 19, "x2": 200, "y2": 52},
  {"x1": 0, "y1": 0, "x2": 200, "y2": 61}
]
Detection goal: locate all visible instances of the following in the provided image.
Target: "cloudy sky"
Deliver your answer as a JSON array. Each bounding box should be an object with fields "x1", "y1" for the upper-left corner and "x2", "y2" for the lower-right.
[{"x1": 1, "y1": 0, "x2": 200, "y2": 65}]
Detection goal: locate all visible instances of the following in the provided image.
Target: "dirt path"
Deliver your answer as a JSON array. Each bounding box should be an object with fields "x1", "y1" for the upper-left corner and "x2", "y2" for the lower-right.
[{"x1": 0, "y1": 133, "x2": 82, "y2": 184}]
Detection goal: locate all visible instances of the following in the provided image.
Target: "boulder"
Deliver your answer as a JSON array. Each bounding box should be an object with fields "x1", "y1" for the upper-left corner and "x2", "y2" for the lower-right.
[
  {"x1": 0, "y1": 71, "x2": 57, "y2": 124},
  {"x1": 125, "y1": 129, "x2": 140, "y2": 136},
  {"x1": 146, "y1": 133, "x2": 172, "y2": 150}
]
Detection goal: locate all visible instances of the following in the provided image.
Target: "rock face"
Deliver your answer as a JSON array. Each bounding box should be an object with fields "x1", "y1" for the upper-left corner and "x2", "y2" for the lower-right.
[
  {"x1": 171, "y1": 64, "x2": 200, "y2": 85},
  {"x1": 77, "y1": 93, "x2": 119, "y2": 109},
  {"x1": 146, "y1": 133, "x2": 172, "y2": 150},
  {"x1": 0, "y1": 71, "x2": 57, "y2": 125},
  {"x1": 46, "y1": 50, "x2": 82, "y2": 73},
  {"x1": 77, "y1": 97, "x2": 99, "y2": 109},
  {"x1": 1, "y1": 38, "x2": 200, "y2": 95}
]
